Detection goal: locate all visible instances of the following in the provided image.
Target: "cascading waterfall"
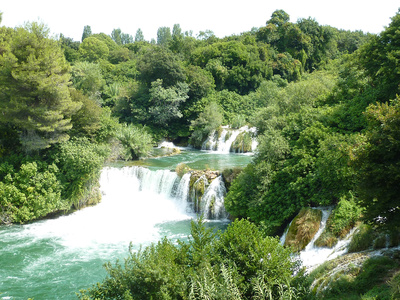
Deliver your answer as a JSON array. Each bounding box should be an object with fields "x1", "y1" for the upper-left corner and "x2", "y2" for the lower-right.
[
  {"x1": 175, "y1": 172, "x2": 191, "y2": 204},
  {"x1": 202, "y1": 176, "x2": 227, "y2": 219},
  {"x1": 297, "y1": 207, "x2": 356, "y2": 270},
  {"x1": 216, "y1": 130, "x2": 242, "y2": 153},
  {"x1": 107, "y1": 166, "x2": 229, "y2": 220},
  {"x1": 201, "y1": 125, "x2": 257, "y2": 153},
  {"x1": 0, "y1": 152, "x2": 236, "y2": 300}
]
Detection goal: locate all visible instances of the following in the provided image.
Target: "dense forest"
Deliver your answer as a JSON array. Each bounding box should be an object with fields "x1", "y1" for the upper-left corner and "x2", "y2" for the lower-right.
[{"x1": 1, "y1": 8, "x2": 400, "y2": 299}]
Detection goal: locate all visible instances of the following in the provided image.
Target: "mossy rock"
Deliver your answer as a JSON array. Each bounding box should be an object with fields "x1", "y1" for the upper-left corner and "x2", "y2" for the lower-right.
[
  {"x1": 314, "y1": 231, "x2": 338, "y2": 248},
  {"x1": 175, "y1": 163, "x2": 191, "y2": 177},
  {"x1": 284, "y1": 208, "x2": 322, "y2": 252},
  {"x1": 348, "y1": 224, "x2": 376, "y2": 253},
  {"x1": 231, "y1": 131, "x2": 253, "y2": 153},
  {"x1": 221, "y1": 167, "x2": 243, "y2": 190}
]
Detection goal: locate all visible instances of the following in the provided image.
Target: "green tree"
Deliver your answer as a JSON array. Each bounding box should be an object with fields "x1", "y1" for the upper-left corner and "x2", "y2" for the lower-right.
[
  {"x1": 189, "y1": 101, "x2": 223, "y2": 147},
  {"x1": 216, "y1": 219, "x2": 297, "y2": 298},
  {"x1": 110, "y1": 28, "x2": 122, "y2": 45},
  {"x1": 91, "y1": 33, "x2": 119, "y2": 51},
  {"x1": 78, "y1": 218, "x2": 300, "y2": 299},
  {"x1": 0, "y1": 160, "x2": 63, "y2": 224},
  {"x1": 358, "y1": 9, "x2": 400, "y2": 100},
  {"x1": 0, "y1": 23, "x2": 81, "y2": 152},
  {"x1": 137, "y1": 46, "x2": 186, "y2": 87},
  {"x1": 110, "y1": 28, "x2": 132, "y2": 45},
  {"x1": 148, "y1": 79, "x2": 189, "y2": 125},
  {"x1": 69, "y1": 88, "x2": 102, "y2": 137},
  {"x1": 81, "y1": 25, "x2": 92, "y2": 41},
  {"x1": 157, "y1": 26, "x2": 172, "y2": 46},
  {"x1": 116, "y1": 123, "x2": 153, "y2": 160},
  {"x1": 268, "y1": 9, "x2": 290, "y2": 27},
  {"x1": 79, "y1": 36, "x2": 109, "y2": 62},
  {"x1": 60, "y1": 34, "x2": 80, "y2": 62},
  {"x1": 135, "y1": 28, "x2": 144, "y2": 42},
  {"x1": 71, "y1": 61, "x2": 105, "y2": 100},
  {"x1": 352, "y1": 97, "x2": 400, "y2": 231},
  {"x1": 54, "y1": 137, "x2": 107, "y2": 207}
]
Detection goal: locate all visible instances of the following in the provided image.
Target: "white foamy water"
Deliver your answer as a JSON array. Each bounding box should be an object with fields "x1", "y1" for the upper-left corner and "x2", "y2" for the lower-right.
[
  {"x1": 202, "y1": 125, "x2": 257, "y2": 153},
  {"x1": 0, "y1": 154, "x2": 234, "y2": 300},
  {"x1": 19, "y1": 167, "x2": 192, "y2": 255},
  {"x1": 298, "y1": 207, "x2": 356, "y2": 271}
]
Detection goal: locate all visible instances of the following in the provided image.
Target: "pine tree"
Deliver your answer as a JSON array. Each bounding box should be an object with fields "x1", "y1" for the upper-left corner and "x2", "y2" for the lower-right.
[{"x1": 0, "y1": 23, "x2": 81, "y2": 152}]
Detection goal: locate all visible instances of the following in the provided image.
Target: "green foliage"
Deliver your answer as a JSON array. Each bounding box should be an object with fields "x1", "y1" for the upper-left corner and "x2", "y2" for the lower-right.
[
  {"x1": 315, "y1": 194, "x2": 362, "y2": 247},
  {"x1": 225, "y1": 70, "x2": 360, "y2": 234},
  {"x1": 351, "y1": 97, "x2": 400, "y2": 231},
  {"x1": 224, "y1": 163, "x2": 262, "y2": 220},
  {"x1": 71, "y1": 61, "x2": 105, "y2": 101},
  {"x1": 358, "y1": 9, "x2": 400, "y2": 100},
  {"x1": 328, "y1": 194, "x2": 362, "y2": 236},
  {"x1": 216, "y1": 219, "x2": 296, "y2": 297},
  {"x1": 157, "y1": 26, "x2": 172, "y2": 46},
  {"x1": 148, "y1": 79, "x2": 189, "y2": 125},
  {"x1": 0, "y1": 159, "x2": 64, "y2": 224},
  {"x1": 79, "y1": 218, "x2": 300, "y2": 299},
  {"x1": 79, "y1": 36, "x2": 109, "y2": 62},
  {"x1": 115, "y1": 123, "x2": 153, "y2": 160},
  {"x1": 53, "y1": 138, "x2": 108, "y2": 207},
  {"x1": 134, "y1": 28, "x2": 144, "y2": 42},
  {"x1": 0, "y1": 24, "x2": 80, "y2": 152},
  {"x1": 137, "y1": 46, "x2": 186, "y2": 88},
  {"x1": 190, "y1": 40, "x2": 272, "y2": 94},
  {"x1": 81, "y1": 25, "x2": 92, "y2": 42},
  {"x1": 316, "y1": 256, "x2": 398, "y2": 299},
  {"x1": 348, "y1": 224, "x2": 375, "y2": 253},
  {"x1": 189, "y1": 102, "x2": 224, "y2": 147},
  {"x1": 69, "y1": 89, "x2": 103, "y2": 137}
]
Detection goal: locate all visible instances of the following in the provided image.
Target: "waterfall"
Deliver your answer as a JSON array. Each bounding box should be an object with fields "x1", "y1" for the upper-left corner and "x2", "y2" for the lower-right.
[
  {"x1": 202, "y1": 176, "x2": 228, "y2": 219},
  {"x1": 0, "y1": 153, "x2": 234, "y2": 299},
  {"x1": 103, "y1": 166, "x2": 228, "y2": 220},
  {"x1": 175, "y1": 173, "x2": 191, "y2": 204},
  {"x1": 216, "y1": 130, "x2": 242, "y2": 153},
  {"x1": 201, "y1": 125, "x2": 257, "y2": 153},
  {"x1": 298, "y1": 207, "x2": 356, "y2": 270}
]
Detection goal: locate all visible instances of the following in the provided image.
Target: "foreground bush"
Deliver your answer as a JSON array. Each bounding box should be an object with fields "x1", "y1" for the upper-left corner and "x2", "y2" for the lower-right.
[
  {"x1": 53, "y1": 137, "x2": 109, "y2": 208},
  {"x1": 0, "y1": 160, "x2": 64, "y2": 224},
  {"x1": 79, "y1": 218, "x2": 303, "y2": 299}
]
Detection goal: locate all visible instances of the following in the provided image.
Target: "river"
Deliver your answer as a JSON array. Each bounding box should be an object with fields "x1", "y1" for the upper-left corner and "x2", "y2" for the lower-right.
[{"x1": 0, "y1": 148, "x2": 252, "y2": 299}]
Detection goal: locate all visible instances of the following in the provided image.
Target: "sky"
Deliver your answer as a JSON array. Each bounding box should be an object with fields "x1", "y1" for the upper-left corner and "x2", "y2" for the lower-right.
[{"x1": 1, "y1": 1, "x2": 399, "y2": 42}]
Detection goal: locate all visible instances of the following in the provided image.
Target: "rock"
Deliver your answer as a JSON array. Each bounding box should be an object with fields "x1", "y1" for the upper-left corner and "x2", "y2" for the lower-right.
[{"x1": 284, "y1": 208, "x2": 322, "y2": 252}]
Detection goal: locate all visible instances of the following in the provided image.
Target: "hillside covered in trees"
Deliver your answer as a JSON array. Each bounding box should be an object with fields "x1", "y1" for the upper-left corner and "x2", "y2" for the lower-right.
[{"x1": 1, "y1": 8, "x2": 400, "y2": 299}]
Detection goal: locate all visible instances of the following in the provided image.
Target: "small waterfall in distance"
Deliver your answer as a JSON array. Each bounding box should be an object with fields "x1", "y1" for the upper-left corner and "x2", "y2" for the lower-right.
[{"x1": 202, "y1": 125, "x2": 257, "y2": 153}]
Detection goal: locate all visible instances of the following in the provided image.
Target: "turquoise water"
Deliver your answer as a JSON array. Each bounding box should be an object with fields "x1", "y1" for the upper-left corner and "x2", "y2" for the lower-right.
[
  {"x1": 0, "y1": 150, "x2": 252, "y2": 299},
  {"x1": 111, "y1": 148, "x2": 253, "y2": 171}
]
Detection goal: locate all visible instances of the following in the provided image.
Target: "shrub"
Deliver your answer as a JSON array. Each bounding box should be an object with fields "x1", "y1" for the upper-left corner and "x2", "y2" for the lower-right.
[
  {"x1": 315, "y1": 194, "x2": 363, "y2": 247},
  {"x1": 79, "y1": 218, "x2": 301, "y2": 299},
  {"x1": 348, "y1": 224, "x2": 375, "y2": 253},
  {"x1": 54, "y1": 137, "x2": 108, "y2": 207},
  {"x1": 116, "y1": 123, "x2": 153, "y2": 160},
  {"x1": 0, "y1": 161, "x2": 63, "y2": 223}
]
